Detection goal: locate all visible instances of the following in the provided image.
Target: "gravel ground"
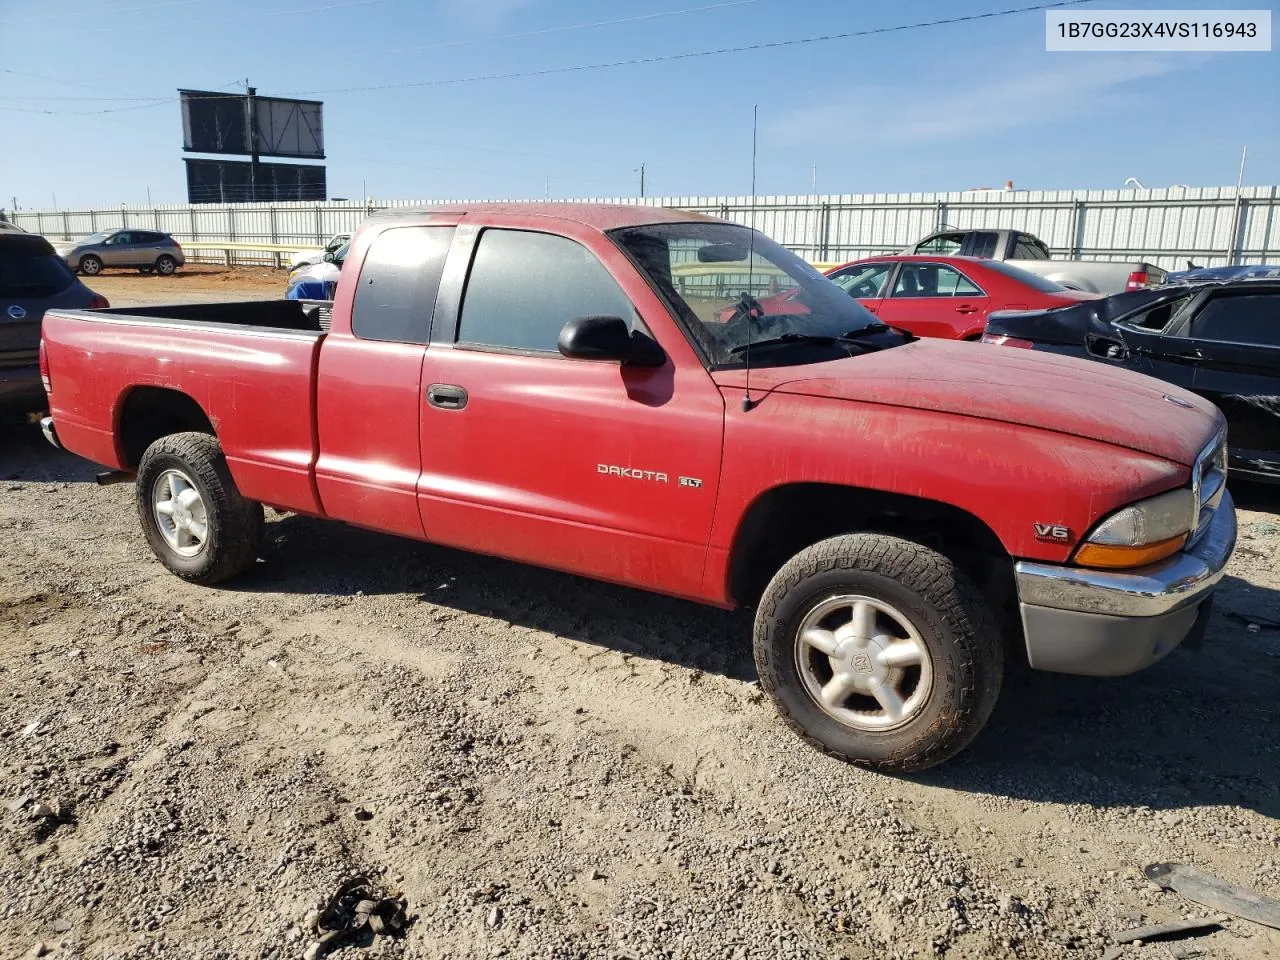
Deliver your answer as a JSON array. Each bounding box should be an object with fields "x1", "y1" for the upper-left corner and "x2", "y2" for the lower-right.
[
  {"x1": 0, "y1": 276, "x2": 1277, "y2": 960},
  {"x1": 84, "y1": 266, "x2": 284, "y2": 307}
]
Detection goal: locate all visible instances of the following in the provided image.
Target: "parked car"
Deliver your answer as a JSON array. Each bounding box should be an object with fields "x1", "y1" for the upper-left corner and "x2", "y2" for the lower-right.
[
  {"x1": 53, "y1": 230, "x2": 185, "y2": 277},
  {"x1": 288, "y1": 233, "x2": 351, "y2": 271},
  {"x1": 40, "y1": 203, "x2": 1234, "y2": 772},
  {"x1": 1165, "y1": 262, "x2": 1280, "y2": 283},
  {"x1": 983, "y1": 279, "x2": 1280, "y2": 482},
  {"x1": 1, "y1": 232, "x2": 107, "y2": 414},
  {"x1": 906, "y1": 228, "x2": 1167, "y2": 295},
  {"x1": 821, "y1": 255, "x2": 1101, "y2": 340},
  {"x1": 285, "y1": 240, "x2": 346, "y2": 299}
]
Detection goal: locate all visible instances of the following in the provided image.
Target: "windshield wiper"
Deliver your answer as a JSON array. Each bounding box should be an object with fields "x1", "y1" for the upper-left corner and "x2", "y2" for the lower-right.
[
  {"x1": 728, "y1": 332, "x2": 893, "y2": 357},
  {"x1": 843, "y1": 323, "x2": 890, "y2": 337}
]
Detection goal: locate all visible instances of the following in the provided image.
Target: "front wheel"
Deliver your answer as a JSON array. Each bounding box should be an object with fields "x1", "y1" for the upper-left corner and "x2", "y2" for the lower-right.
[
  {"x1": 135, "y1": 432, "x2": 263, "y2": 584},
  {"x1": 79, "y1": 255, "x2": 103, "y2": 276},
  {"x1": 754, "y1": 534, "x2": 1003, "y2": 772}
]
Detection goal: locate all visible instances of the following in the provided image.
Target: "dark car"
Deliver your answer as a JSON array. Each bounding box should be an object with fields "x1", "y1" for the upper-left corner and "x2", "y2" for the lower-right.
[
  {"x1": 983, "y1": 280, "x2": 1280, "y2": 482},
  {"x1": 1165, "y1": 263, "x2": 1280, "y2": 284},
  {"x1": 1, "y1": 233, "x2": 108, "y2": 414}
]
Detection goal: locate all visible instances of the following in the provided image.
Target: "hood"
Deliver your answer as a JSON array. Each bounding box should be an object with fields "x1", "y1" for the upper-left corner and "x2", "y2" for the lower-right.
[{"x1": 713, "y1": 339, "x2": 1220, "y2": 466}]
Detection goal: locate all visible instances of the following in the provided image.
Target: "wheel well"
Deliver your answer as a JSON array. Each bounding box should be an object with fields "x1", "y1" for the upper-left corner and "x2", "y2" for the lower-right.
[
  {"x1": 727, "y1": 483, "x2": 1015, "y2": 615},
  {"x1": 117, "y1": 387, "x2": 215, "y2": 468}
]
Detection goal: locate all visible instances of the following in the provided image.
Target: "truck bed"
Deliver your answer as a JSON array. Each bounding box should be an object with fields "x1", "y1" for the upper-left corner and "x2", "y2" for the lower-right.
[{"x1": 42, "y1": 300, "x2": 326, "y2": 514}]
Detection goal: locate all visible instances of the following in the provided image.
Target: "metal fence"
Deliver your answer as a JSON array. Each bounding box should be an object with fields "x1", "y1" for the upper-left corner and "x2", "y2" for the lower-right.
[{"x1": 8, "y1": 185, "x2": 1278, "y2": 270}]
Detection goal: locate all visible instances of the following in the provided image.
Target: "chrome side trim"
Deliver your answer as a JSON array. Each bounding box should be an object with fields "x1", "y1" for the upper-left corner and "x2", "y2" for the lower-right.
[
  {"x1": 39, "y1": 416, "x2": 61, "y2": 450},
  {"x1": 1015, "y1": 490, "x2": 1236, "y2": 618}
]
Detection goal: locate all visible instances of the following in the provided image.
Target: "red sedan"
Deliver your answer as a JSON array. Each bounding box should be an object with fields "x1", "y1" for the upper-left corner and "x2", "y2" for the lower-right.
[{"x1": 823, "y1": 255, "x2": 1101, "y2": 340}]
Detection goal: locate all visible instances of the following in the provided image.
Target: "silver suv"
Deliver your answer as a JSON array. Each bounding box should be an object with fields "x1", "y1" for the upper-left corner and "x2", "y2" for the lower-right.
[{"x1": 54, "y1": 230, "x2": 185, "y2": 277}]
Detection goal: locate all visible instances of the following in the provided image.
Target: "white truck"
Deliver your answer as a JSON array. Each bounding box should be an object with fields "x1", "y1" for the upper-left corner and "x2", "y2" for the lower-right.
[{"x1": 906, "y1": 228, "x2": 1166, "y2": 295}]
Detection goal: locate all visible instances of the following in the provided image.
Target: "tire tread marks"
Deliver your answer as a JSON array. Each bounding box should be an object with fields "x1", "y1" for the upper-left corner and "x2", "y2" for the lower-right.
[{"x1": 754, "y1": 534, "x2": 1003, "y2": 772}]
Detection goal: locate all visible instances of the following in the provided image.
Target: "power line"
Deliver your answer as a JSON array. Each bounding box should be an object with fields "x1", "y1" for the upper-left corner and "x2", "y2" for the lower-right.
[
  {"x1": 3, "y1": 1, "x2": 1098, "y2": 114},
  {"x1": 287, "y1": 0, "x2": 1100, "y2": 97},
  {"x1": 331, "y1": 0, "x2": 761, "y2": 62}
]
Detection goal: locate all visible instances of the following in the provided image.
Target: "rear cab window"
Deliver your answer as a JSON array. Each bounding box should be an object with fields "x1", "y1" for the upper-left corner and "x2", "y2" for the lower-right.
[
  {"x1": 456, "y1": 229, "x2": 634, "y2": 353},
  {"x1": 350, "y1": 226, "x2": 455, "y2": 344},
  {"x1": 914, "y1": 233, "x2": 964, "y2": 255}
]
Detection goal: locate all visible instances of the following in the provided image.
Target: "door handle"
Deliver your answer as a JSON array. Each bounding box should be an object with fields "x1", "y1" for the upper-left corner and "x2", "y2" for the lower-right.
[
  {"x1": 955, "y1": 304, "x2": 978, "y2": 314},
  {"x1": 864, "y1": 304, "x2": 878, "y2": 313},
  {"x1": 1172, "y1": 349, "x2": 1204, "y2": 361},
  {"x1": 427, "y1": 383, "x2": 468, "y2": 410}
]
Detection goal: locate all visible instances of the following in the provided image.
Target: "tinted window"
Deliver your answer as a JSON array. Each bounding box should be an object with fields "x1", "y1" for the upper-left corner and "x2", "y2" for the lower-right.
[
  {"x1": 0, "y1": 248, "x2": 75, "y2": 297},
  {"x1": 1190, "y1": 294, "x2": 1280, "y2": 346},
  {"x1": 350, "y1": 226, "x2": 455, "y2": 344},
  {"x1": 891, "y1": 263, "x2": 982, "y2": 298},
  {"x1": 829, "y1": 262, "x2": 892, "y2": 299},
  {"x1": 968, "y1": 232, "x2": 999, "y2": 258},
  {"x1": 915, "y1": 233, "x2": 963, "y2": 255},
  {"x1": 458, "y1": 229, "x2": 634, "y2": 353},
  {"x1": 1013, "y1": 237, "x2": 1050, "y2": 260}
]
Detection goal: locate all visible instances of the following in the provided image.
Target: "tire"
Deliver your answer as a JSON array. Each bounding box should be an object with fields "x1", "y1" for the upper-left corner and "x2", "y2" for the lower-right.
[
  {"x1": 138, "y1": 266, "x2": 154, "y2": 274},
  {"x1": 155, "y1": 255, "x2": 177, "y2": 276},
  {"x1": 135, "y1": 432, "x2": 264, "y2": 585},
  {"x1": 79, "y1": 255, "x2": 103, "y2": 276},
  {"x1": 754, "y1": 533, "x2": 1002, "y2": 772}
]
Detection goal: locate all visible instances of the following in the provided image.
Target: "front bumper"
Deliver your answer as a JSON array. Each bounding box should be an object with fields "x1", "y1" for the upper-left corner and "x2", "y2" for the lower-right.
[{"x1": 1013, "y1": 491, "x2": 1236, "y2": 676}]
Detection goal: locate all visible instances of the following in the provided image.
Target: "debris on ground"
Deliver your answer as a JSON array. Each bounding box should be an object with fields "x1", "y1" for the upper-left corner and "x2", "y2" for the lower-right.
[
  {"x1": 1225, "y1": 611, "x2": 1280, "y2": 632},
  {"x1": 1145, "y1": 863, "x2": 1280, "y2": 930},
  {"x1": 301, "y1": 875, "x2": 409, "y2": 958},
  {"x1": 1112, "y1": 918, "x2": 1221, "y2": 944}
]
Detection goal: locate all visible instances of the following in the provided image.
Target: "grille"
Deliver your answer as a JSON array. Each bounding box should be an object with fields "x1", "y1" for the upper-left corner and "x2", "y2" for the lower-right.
[{"x1": 1190, "y1": 428, "x2": 1227, "y2": 545}]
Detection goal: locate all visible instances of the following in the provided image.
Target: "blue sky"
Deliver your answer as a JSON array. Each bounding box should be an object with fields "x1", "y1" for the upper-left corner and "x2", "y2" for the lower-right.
[{"x1": 1, "y1": 0, "x2": 1277, "y2": 208}]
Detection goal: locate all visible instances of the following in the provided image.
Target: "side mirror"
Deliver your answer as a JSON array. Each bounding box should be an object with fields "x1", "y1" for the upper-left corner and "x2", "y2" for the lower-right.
[
  {"x1": 323, "y1": 252, "x2": 335, "y2": 263},
  {"x1": 558, "y1": 316, "x2": 665, "y2": 366}
]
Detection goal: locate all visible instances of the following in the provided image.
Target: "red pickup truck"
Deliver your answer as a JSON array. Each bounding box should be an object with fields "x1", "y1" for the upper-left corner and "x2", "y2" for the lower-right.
[{"x1": 39, "y1": 204, "x2": 1236, "y2": 772}]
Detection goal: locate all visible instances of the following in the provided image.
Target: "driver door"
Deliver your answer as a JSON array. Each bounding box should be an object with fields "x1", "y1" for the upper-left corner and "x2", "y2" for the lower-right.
[
  {"x1": 416, "y1": 226, "x2": 725, "y2": 600},
  {"x1": 101, "y1": 232, "x2": 133, "y2": 266}
]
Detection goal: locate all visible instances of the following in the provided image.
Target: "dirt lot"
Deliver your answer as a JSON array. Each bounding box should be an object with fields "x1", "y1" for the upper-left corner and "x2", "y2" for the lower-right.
[
  {"x1": 85, "y1": 266, "x2": 285, "y2": 307},
  {"x1": 0, "y1": 272, "x2": 1277, "y2": 960}
]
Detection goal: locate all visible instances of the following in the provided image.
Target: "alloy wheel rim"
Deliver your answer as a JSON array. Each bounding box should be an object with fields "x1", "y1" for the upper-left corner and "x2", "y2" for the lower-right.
[
  {"x1": 794, "y1": 594, "x2": 934, "y2": 731},
  {"x1": 152, "y1": 468, "x2": 209, "y2": 558}
]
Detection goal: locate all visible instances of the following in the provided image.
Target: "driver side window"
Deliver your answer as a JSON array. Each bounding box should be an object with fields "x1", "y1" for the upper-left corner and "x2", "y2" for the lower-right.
[
  {"x1": 457, "y1": 229, "x2": 635, "y2": 354},
  {"x1": 829, "y1": 262, "x2": 892, "y2": 299}
]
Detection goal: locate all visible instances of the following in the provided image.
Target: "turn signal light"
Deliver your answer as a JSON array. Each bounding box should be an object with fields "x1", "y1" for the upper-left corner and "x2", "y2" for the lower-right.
[
  {"x1": 980, "y1": 332, "x2": 1034, "y2": 348},
  {"x1": 1072, "y1": 534, "x2": 1187, "y2": 569},
  {"x1": 38, "y1": 340, "x2": 51, "y2": 394}
]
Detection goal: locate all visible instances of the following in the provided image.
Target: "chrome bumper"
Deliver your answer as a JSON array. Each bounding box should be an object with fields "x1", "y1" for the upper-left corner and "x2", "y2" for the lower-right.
[
  {"x1": 1014, "y1": 490, "x2": 1236, "y2": 619},
  {"x1": 40, "y1": 416, "x2": 61, "y2": 450},
  {"x1": 1014, "y1": 493, "x2": 1235, "y2": 676}
]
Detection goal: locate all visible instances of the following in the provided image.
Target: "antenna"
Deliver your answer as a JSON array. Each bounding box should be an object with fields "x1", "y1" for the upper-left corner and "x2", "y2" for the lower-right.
[{"x1": 742, "y1": 104, "x2": 759, "y2": 413}]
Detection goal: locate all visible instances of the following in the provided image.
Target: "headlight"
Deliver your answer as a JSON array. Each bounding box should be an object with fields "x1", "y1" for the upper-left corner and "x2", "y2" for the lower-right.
[{"x1": 1072, "y1": 486, "x2": 1194, "y2": 569}]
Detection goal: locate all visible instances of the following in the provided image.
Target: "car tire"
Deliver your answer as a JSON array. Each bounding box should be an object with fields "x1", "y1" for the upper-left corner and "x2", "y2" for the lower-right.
[
  {"x1": 155, "y1": 255, "x2": 178, "y2": 276},
  {"x1": 138, "y1": 265, "x2": 154, "y2": 274},
  {"x1": 79, "y1": 255, "x2": 103, "y2": 276},
  {"x1": 135, "y1": 432, "x2": 264, "y2": 585},
  {"x1": 753, "y1": 533, "x2": 1003, "y2": 772}
]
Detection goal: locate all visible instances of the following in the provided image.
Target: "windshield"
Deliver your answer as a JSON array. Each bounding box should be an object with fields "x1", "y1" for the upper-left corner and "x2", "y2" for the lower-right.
[
  {"x1": 978, "y1": 258, "x2": 1070, "y2": 293},
  {"x1": 80, "y1": 230, "x2": 114, "y2": 245},
  {"x1": 611, "y1": 222, "x2": 883, "y2": 366}
]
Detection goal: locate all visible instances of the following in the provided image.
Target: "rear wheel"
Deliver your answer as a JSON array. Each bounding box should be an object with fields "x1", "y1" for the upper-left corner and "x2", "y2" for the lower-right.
[
  {"x1": 155, "y1": 255, "x2": 178, "y2": 276},
  {"x1": 753, "y1": 533, "x2": 1003, "y2": 772},
  {"x1": 78, "y1": 255, "x2": 102, "y2": 276},
  {"x1": 135, "y1": 432, "x2": 263, "y2": 584}
]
